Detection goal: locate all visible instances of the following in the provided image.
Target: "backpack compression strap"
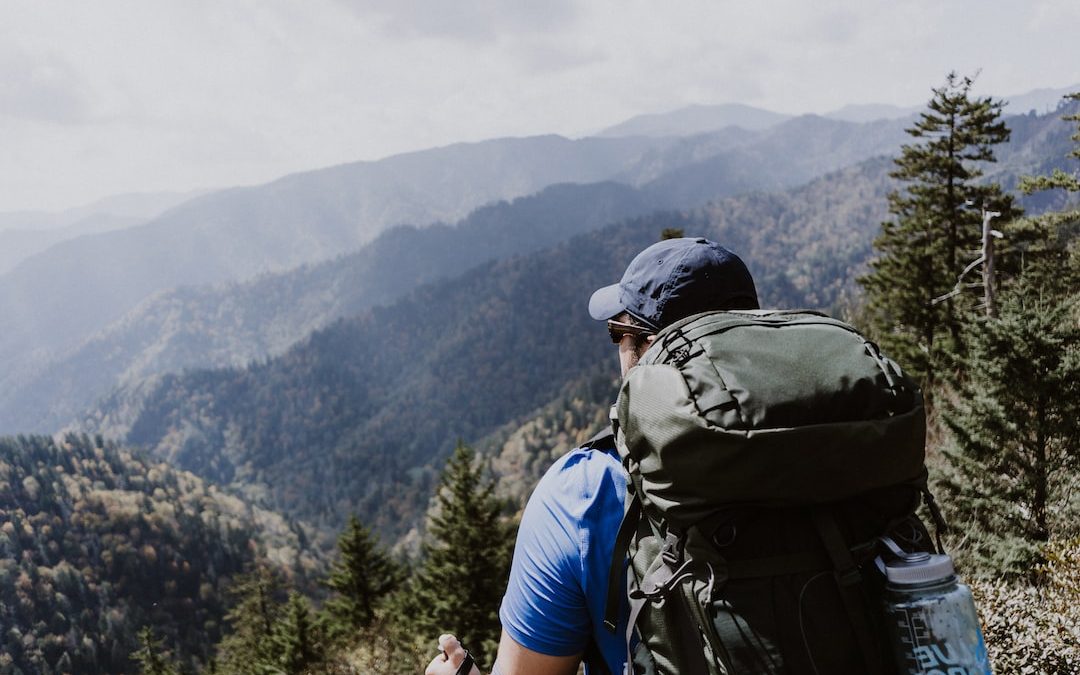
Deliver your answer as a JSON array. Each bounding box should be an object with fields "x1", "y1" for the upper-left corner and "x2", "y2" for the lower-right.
[{"x1": 812, "y1": 509, "x2": 888, "y2": 675}]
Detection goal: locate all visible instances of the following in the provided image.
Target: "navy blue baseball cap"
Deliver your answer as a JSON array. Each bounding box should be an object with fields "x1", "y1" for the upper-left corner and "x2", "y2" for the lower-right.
[{"x1": 589, "y1": 237, "x2": 759, "y2": 329}]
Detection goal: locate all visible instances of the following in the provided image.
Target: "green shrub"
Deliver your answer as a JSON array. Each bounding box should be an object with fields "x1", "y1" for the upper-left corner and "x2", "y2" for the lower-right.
[{"x1": 970, "y1": 538, "x2": 1080, "y2": 673}]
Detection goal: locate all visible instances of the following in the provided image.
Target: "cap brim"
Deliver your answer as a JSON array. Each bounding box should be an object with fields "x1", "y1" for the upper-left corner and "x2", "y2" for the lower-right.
[{"x1": 588, "y1": 283, "x2": 624, "y2": 321}]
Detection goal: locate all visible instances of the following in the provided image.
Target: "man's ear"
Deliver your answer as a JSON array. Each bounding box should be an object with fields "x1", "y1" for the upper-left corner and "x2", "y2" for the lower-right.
[{"x1": 638, "y1": 335, "x2": 656, "y2": 354}]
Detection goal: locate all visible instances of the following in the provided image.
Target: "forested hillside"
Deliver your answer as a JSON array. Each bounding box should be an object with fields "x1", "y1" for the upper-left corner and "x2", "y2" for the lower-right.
[
  {"x1": 81, "y1": 157, "x2": 902, "y2": 541},
  {"x1": 0, "y1": 434, "x2": 321, "y2": 674},
  {"x1": 72, "y1": 100, "x2": 1080, "y2": 548},
  {"x1": 0, "y1": 182, "x2": 661, "y2": 433}
]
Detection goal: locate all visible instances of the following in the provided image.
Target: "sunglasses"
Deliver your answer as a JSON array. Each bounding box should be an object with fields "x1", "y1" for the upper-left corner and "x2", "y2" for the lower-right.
[{"x1": 607, "y1": 319, "x2": 655, "y2": 344}]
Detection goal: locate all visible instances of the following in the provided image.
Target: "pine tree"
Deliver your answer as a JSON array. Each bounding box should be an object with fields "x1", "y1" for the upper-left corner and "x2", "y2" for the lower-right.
[
  {"x1": 321, "y1": 515, "x2": 400, "y2": 643},
  {"x1": 388, "y1": 443, "x2": 515, "y2": 669},
  {"x1": 941, "y1": 283, "x2": 1080, "y2": 577},
  {"x1": 216, "y1": 566, "x2": 284, "y2": 672},
  {"x1": 1011, "y1": 91, "x2": 1080, "y2": 298},
  {"x1": 132, "y1": 626, "x2": 179, "y2": 675},
  {"x1": 861, "y1": 72, "x2": 1020, "y2": 392},
  {"x1": 269, "y1": 592, "x2": 321, "y2": 674},
  {"x1": 940, "y1": 90, "x2": 1080, "y2": 579}
]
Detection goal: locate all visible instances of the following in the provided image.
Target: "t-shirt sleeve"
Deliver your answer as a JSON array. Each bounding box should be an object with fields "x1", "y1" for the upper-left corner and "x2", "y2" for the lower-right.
[{"x1": 499, "y1": 459, "x2": 591, "y2": 657}]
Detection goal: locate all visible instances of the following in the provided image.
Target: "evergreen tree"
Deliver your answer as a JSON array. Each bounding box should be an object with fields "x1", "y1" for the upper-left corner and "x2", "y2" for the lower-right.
[
  {"x1": 1019, "y1": 92, "x2": 1080, "y2": 195},
  {"x1": 941, "y1": 283, "x2": 1080, "y2": 577},
  {"x1": 321, "y1": 515, "x2": 400, "y2": 643},
  {"x1": 132, "y1": 627, "x2": 179, "y2": 675},
  {"x1": 216, "y1": 566, "x2": 284, "y2": 672},
  {"x1": 940, "y1": 90, "x2": 1080, "y2": 579},
  {"x1": 269, "y1": 592, "x2": 321, "y2": 674},
  {"x1": 388, "y1": 443, "x2": 515, "y2": 669},
  {"x1": 861, "y1": 72, "x2": 1019, "y2": 391},
  {"x1": 1011, "y1": 91, "x2": 1080, "y2": 298}
]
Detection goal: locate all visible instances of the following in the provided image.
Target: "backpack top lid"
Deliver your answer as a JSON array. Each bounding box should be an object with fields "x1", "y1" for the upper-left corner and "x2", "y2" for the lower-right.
[{"x1": 615, "y1": 310, "x2": 926, "y2": 526}]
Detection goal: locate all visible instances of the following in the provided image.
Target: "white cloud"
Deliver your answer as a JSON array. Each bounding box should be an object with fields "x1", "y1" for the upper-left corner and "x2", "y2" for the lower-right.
[
  {"x1": 336, "y1": 0, "x2": 579, "y2": 42},
  {"x1": 0, "y1": 48, "x2": 98, "y2": 124},
  {"x1": 0, "y1": 0, "x2": 1077, "y2": 212}
]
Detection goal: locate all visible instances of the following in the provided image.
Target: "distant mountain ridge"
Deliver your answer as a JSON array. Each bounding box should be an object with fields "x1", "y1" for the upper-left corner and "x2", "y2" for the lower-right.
[
  {"x1": 0, "y1": 190, "x2": 208, "y2": 274},
  {"x1": 1004, "y1": 84, "x2": 1080, "y2": 115},
  {"x1": 0, "y1": 189, "x2": 207, "y2": 233},
  {"x1": 0, "y1": 134, "x2": 669, "y2": 396},
  {"x1": 824, "y1": 103, "x2": 920, "y2": 123},
  {"x1": 597, "y1": 103, "x2": 793, "y2": 137},
  {"x1": 597, "y1": 83, "x2": 1080, "y2": 138}
]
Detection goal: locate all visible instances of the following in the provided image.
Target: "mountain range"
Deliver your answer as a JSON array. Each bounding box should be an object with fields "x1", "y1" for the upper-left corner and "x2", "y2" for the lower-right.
[
  {"x1": 0, "y1": 112, "x2": 928, "y2": 435},
  {"x1": 77, "y1": 156, "x2": 901, "y2": 540},
  {"x1": 0, "y1": 91, "x2": 1073, "y2": 543},
  {"x1": 0, "y1": 135, "x2": 666, "y2": 385},
  {"x1": 596, "y1": 83, "x2": 1079, "y2": 138},
  {"x1": 0, "y1": 182, "x2": 660, "y2": 432},
  {"x1": 5, "y1": 98, "x2": 1078, "y2": 439},
  {"x1": 70, "y1": 97, "x2": 1080, "y2": 544}
]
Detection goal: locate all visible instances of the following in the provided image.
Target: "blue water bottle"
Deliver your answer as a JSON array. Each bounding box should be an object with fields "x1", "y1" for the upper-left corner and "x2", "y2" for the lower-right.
[{"x1": 882, "y1": 550, "x2": 993, "y2": 674}]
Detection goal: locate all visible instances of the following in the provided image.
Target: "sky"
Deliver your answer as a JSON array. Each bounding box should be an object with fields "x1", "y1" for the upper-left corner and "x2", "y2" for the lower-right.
[{"x1": 2, "y1": 0, "x2": 1078, "y2": 213}]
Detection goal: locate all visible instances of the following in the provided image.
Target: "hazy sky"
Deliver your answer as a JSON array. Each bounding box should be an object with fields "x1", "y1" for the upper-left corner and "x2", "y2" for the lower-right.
[{"x1": 2, "y1": 0, "x2": 1078, "y2": 213}]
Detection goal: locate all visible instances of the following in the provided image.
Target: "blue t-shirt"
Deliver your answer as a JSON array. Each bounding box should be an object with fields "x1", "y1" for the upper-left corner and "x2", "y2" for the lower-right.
[{"x1": 499, "y1": 440, "x2": 629, "y2": 673}]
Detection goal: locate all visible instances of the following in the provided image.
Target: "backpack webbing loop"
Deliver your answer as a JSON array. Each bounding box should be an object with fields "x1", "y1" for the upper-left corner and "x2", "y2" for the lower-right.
[
  {"x1": 921, "y1": 486, "x2": 949, "y2": 554},
  {"x1": 655, "y1": 326, "x2": 700, "y2": 367}
]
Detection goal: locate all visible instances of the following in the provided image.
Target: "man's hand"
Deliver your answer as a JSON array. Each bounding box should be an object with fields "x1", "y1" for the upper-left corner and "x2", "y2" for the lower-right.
[
  {"x1": 425, "y1": 634, "x2": 481, "y2": 675},
  {"x1": 426, "y1": 630, "x2": 583, "y2": 675}
]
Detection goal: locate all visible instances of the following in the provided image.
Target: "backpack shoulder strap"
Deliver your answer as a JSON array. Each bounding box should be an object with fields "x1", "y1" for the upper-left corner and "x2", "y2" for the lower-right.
[
  {"x1": 581, "y1": 427, "x2": 617, "y2": 452},
  {"x1": 604, "y1": 491, "x2": 641, "y2": 633},
  {"x1": 583, "y1": 637, "x2": 614, "y2": 675}
]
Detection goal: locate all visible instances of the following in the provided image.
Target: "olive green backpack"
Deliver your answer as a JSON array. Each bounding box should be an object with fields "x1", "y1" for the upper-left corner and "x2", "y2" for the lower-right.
[{"x1": 603, "y1": 310, "x2": 943, "y2": 675}]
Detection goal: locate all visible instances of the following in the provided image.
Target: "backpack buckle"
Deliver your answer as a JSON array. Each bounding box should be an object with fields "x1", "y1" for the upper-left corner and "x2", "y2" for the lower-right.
[
  {"x1": 639, "y1": 558, "x2": 693, "y2": 600},
  {"x1": 660, "y1": 531, "x2": 684, "y2": 566}
]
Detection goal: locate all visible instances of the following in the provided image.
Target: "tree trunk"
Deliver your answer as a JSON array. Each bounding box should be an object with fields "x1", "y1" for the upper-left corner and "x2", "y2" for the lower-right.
[{"x1": 1033, "y1": 395, "x2": 1050, "y2": 542}]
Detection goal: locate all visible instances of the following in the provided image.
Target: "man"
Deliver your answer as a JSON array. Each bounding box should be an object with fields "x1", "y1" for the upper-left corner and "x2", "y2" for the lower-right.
[{"x1": 427, "y1": 237, "x2": 759, "y2": 675}]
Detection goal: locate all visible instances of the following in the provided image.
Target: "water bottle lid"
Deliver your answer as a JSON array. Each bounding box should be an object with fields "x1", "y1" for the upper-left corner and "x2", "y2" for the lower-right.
[{"x1": 884, "y1": 552, "x2": 955, "y2": 585}]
